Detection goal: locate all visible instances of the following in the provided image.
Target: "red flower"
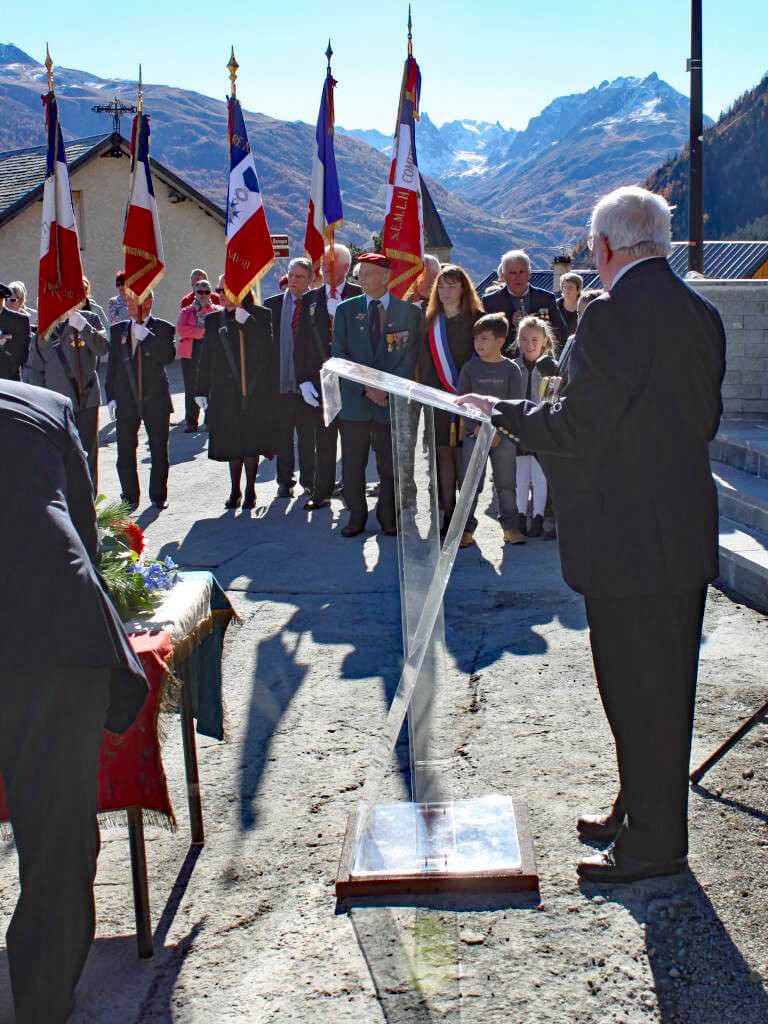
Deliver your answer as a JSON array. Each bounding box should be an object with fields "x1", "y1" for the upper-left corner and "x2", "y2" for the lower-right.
[{"x1": 124, "y1": 522, "x2": 145, "y2": 556}]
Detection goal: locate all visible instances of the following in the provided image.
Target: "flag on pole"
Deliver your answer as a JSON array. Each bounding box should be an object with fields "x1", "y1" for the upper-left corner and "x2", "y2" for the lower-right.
[
  {"x1": 304, "y1": 67, "x2": 343, "y2": 273},
  {"x1": 381, "y1": 52, "x2": 424, "y2": 299},
  {"x1": 38, "y1": 88, "x2": 86, "y2": 340},
  {"x1": 123, "y1": 110, "x2": 165, "y2": 302},
  {"x1": 224, "y1": 96, "x2": 275, "y2": 303}
]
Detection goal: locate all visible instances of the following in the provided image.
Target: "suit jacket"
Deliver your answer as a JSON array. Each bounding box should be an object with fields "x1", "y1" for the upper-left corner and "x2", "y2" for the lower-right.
[
  {"x1": 492, "y1": 258, "x2": 726, "y2": 599},
  {"x1": 0, "y1": 381, "x2": 147, "y2": 732},
  {"x1": 483, "y1": 284, "x2": 569, "y2": 350},
  {"x1": 26, "y1": 309, "x2": 107, "y2": 411},
  {"x1": 105, "y1": 316, "x2": 176, "y2": 419},
  {"x1": 0, "y1": 307, "x2": 31, "y2": 381},
  {"x1": 331, "y1": 293, "x2": 424, "y2": 423},
  {"x1": 294, "y1": 282, "x2": 362, "y2": 389}
]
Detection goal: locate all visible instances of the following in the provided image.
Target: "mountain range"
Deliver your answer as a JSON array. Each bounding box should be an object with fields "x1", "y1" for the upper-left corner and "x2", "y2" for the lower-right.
[{"x1": 1, "y1": 43, "x2": 708, "y2": 280}]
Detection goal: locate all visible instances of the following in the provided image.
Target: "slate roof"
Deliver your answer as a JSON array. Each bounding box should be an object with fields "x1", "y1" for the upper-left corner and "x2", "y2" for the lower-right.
[
  {"x1": 0, "y1": 133, "x2": 225, "y2": 229},
  {"x1": 478, "y1": 241, "x2": 768, "y2": 293},
  {"x1": 420, "y1": 176, "x2": 453, "y2": 250}
]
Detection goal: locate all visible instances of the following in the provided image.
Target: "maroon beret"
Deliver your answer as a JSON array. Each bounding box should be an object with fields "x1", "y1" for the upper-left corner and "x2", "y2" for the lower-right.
[
  {"x1": 357, "y1": 252, "x2": 391, "y2": 269},
  {"x1": 279, "y1": 274, "x2": 289, "y2": 287}
]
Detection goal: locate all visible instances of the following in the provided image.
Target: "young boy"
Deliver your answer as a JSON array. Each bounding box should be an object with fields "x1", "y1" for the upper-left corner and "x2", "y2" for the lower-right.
[{"x1": 457, "y1": 313, "x2": 525, "y2": 547}]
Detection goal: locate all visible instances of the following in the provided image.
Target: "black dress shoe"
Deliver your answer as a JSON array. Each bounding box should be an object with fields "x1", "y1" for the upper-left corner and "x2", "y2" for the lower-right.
[
  {"x1": 153, "y1": 500, "x2": 169, "y2": 510},
  {"x1": 242, "y1": 489, "x2": 256, "y2": 510},
  {"x1": 381, "y1": 526, "x2": 398, "y2": 536},
  {"x1": 277, "y1": 484, "x2": 294, "y2": 499},
  {"x1": 578, "y1": 848, "x2": 688, "y2": 884},
  {"x1": 577, "y1": 809, "x2": 624, "y2": 844},
  {"x1": 184, "y1": 424, "x2": 197, "y2": 433},
  {"x1": 225, "y1": 492, "x2": 242, "y2": 509},
  {"x1": 304, "y1": 498, "x2": 331, "y2": 510},
  {"x1": 341, "y1": 520, "x2": 366, "y2": 538}
]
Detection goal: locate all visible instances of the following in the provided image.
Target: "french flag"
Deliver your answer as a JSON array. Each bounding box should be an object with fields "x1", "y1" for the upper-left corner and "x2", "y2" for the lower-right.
[
  {"x1": 304, "y1": 71, "x2": 343, "y2": 273},
  {"x1": 224, "y1": 97, "x2": 274, "y2": 303},
  {"x1": 38, "y1": 92, "x2": 86, "y2": 341},
  {"x1": 123, "y1": 111, "x2": 165, "y2": 303},
  {"x1": 382, "y1": 54, "x2": 425, "y2": 299}
]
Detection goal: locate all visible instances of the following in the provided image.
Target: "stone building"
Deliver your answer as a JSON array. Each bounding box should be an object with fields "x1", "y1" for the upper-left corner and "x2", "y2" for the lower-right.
[{"x1": 0, "y1": 132, "x2": 227, "y2": 322}]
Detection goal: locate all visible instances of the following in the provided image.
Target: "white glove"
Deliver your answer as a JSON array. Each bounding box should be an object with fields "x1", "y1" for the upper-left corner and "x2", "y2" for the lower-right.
[
  {"x1": 108, "y1": 400, "x2": 117, "y2": 421},
  {"x1": 299, "y1": 381, "x2": 320, "y2": 408},
  {"x1": 132, "y1": 322, "x2": 150, "y2": 341},
  {"x1": 68, "y1": 311, "x2": 88, "y2": 332},
  {"x1": 194, "y1": 396, "x2": 208, "y2": 411},
  {"x1": 234, "y1": 307, "x2": 250, "y2": 325}
]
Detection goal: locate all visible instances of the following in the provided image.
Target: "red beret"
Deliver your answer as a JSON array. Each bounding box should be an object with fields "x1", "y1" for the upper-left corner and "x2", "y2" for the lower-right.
[
  {"x1": 279, "y1": 274, "x2": 288, "y2": 287},
  {"x1": 357, "y1": 252, "x2": 391, "y2": 269}
]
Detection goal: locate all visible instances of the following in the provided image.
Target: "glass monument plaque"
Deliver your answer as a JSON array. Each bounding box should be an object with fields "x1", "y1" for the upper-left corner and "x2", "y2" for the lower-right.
[{"x1": 322, "y1": 358, "x2": 538, "y2": 897}]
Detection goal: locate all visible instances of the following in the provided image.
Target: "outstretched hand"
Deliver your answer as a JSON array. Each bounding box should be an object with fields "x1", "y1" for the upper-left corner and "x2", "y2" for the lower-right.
[{"x1": 455, "y1": 393, "x2": 498, "y2": 419}]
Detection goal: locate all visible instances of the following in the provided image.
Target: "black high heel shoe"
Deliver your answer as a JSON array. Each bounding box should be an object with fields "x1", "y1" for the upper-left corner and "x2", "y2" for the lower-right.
[
  {"x1": 224, "y1": 492, "x2": 242, "y2": 509},
  {"x1": 242, "y1": 489, "x2": 256, "y2": 510}
]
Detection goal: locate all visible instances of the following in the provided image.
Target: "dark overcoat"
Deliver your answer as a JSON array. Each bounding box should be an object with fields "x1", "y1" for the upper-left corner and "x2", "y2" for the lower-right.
[
  {"x1": 0, "y1": 307, "x2": 31, "y2": 381},
  {"x1": 105, "y1": 316, "x2": 176, "y2": 419}
]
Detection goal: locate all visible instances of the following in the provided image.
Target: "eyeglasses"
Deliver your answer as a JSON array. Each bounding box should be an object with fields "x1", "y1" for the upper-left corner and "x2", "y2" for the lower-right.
[
  {"x1": 215, "y1": 288, "x2": 225, "y2": 294},
  {"x1": 196, "y1": 289, "x2": 211, "y2": 295}
]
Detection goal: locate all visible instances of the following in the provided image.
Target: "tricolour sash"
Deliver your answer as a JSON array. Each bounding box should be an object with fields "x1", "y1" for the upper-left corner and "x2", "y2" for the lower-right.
[{"x1": 427, "y1": 313, "x2": 458, "y2": 393}]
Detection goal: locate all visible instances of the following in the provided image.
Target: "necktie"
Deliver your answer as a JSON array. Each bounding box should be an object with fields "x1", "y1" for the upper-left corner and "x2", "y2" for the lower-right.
[
  {"x1": 291, "y1": 295, "x2": 301, "y2": 337},
  {"x1": 369, "y1": 299, "x2": 382, "y2": 351}
]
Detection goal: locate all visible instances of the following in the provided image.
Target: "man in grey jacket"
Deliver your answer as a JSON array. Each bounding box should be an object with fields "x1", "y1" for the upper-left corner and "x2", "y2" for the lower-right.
[{"x1": 26, "y1": 306, "x2": 108, "y2": 489}]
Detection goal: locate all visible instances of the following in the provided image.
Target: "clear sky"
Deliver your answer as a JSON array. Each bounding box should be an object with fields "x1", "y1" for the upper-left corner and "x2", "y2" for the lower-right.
[{"x1": 6, "y1": 1, "x2": 767, "y2": 132}]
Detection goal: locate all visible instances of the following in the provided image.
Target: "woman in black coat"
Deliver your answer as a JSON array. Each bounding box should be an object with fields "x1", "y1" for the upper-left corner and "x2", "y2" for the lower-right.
[{"x1": 196, "y1": 285, "x2": 279, "y2": 509}]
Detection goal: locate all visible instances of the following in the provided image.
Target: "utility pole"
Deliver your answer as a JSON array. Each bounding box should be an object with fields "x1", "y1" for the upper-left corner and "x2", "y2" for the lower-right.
[{"x1": 687, "y1": 0, "x2": 704, "y2": 273}]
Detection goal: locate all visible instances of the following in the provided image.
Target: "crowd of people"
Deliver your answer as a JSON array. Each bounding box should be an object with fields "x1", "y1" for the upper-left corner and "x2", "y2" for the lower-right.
[{"x1": 0, "y1": 245, "x2": 598, "y2": 545}]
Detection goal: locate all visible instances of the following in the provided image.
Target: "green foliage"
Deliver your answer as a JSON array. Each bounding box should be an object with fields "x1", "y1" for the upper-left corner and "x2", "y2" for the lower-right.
[{"x1": 348, "y1": 232, "x2": 383, "y2": 266}]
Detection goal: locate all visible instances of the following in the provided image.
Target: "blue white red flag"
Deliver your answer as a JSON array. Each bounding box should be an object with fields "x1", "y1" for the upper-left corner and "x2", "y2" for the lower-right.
[
  {"x1": 427, "y1": 313, "x2": 458, "y2": 392},
  {"x1": 304, "y1": 72, "x2": 343, "y2": 273},
  {"x1": 382, "y1": 54, "x2": 424, "y2": 299},
  {"x1": 123, "y1": 112, "x2": 165, "y2": 303},
  {"x1": 224, "y1": 97, "x2": 274, "y2": 303},
  {"x1": 38, "y1": 92, "x2": 86, "y2": 341}
]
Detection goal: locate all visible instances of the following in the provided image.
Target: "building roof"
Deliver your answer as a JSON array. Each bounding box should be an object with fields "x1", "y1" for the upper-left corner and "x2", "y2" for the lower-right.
[
  {"x1": 420, "y1": 176, "x2": 453, "y2": 250},
  {"x1": 478, "y1": 241, "x2": 768, "y2": 293},
  {"x1": 0, "y1": 132, "x2": 225, "y2": 230}
]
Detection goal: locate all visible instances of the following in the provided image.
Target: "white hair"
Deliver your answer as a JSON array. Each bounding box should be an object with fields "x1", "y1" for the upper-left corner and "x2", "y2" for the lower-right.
[
  {"x1": 500, "y1": 249, "x2": 531, "y2": 272},
  {"x1": 590, "y1": 186, "x2": 672, "y2": 259},
  {"x1": 423, "y1": 253, "x2": 440, "y2": 273},
  {"x1": 288, "y1": 257, "x2": 313, "y2": 275},
  {"x1": 8, "y1": 280, "x2": 27, "y2": 303},
  {"x1": 325, "y1": 243, "x2": 352, "y2": 268}
]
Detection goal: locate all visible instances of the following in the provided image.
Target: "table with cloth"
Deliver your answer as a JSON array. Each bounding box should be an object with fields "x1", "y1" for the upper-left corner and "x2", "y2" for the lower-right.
[{"x1": 0, "y1": 570, "x2": 236, "y2": 958}]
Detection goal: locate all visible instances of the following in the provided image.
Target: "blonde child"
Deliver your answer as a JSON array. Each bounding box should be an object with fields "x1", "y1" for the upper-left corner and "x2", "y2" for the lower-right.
[{"x1": 513, "y1": 316, "x2": 559, "y2": 537}]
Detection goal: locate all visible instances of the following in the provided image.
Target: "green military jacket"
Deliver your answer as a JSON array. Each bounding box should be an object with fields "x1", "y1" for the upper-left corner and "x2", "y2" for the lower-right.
[{"x1": 331, "y1": 293, "x2": 424, "y2": 422}]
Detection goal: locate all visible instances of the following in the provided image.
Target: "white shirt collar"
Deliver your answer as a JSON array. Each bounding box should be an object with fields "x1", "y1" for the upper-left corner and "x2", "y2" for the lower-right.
[
  {"x1": 610, "y1": 257, "x2": 656, "y2": 290},
  {"x1": 365, "y1": 292, "x2": 390, "y2": 311},
  {"x1": 506, "y1": 285, "x2": 529, "y2": 299}
]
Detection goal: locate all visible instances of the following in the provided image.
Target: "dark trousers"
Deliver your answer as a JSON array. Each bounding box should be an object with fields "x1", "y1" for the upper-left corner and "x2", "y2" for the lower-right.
[
  {"x1": 181, "y1": 345, "x2": 204, "y2": 427},
  {"x1": 116, "y1": 411, "x2": 170, "y2": 504},
  {"x1": 0, "y1": 667, "x2": 110, "y2": 1024},
  {"x1": 307, "y1": 405, "x2": 339, "y2": 502},
  {"x1": 585, "y1": 587, "x2": 707, "y2": 862},
  {"x1": 74, "y1": 405, "x2": 99, "y2": 492},
  {"x1": 340, "y1": 418, "x2": 395, "y2": 530},
  {"x1": 276, "y1": 392, "x2": 315, "y2": 491}
]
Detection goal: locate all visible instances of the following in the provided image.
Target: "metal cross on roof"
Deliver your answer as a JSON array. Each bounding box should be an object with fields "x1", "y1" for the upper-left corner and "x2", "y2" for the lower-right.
[{"x1": 91, "y1": 96, "x2": 137, "y2": 135}]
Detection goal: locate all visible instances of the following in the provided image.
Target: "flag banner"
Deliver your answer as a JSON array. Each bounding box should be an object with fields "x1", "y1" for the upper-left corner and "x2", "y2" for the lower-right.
[
  {"x1": 224, "y1": 97, "x2": 274, "y2": 303},
  {"x1": 123, "y1": 112, "x2": 165, "y2": 303},
  {"x1": 304, "y1": 73, "x2": 343, "y2": 273},
  {"x1": 38, "y1": 92, "x2": 86, "y2": 341},
  {"x1": 382, "y1": 55, "x2": 424, "y2": 299}
]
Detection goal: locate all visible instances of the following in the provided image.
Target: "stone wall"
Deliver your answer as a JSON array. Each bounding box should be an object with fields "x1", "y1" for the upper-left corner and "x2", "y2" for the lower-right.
[{"x1": 692, "y1": 280, "x2": 768, "y2": 417}]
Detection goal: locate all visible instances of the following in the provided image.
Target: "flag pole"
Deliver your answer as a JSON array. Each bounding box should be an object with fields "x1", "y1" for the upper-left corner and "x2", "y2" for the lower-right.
[
  {"x1": 408, "y1": 4, "x2": 413, "y2": 56},
  {"x1": 326, "y1": 39, "x2": 336, "y2": 295},
  {"x1": 44, "y1": 45, "x2": 62, "y2": 286},
  {"x1": 137, "y1": 64, "x2": 144, "y2": 323},
  {"x1": 228, "y1": 47, "x2": 248, "y2": 401}
]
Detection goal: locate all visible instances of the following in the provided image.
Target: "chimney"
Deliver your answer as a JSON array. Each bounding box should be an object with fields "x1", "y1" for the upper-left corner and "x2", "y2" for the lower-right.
[{"x1": 551, "y1": 251, "x2": 572, "y2": 293}]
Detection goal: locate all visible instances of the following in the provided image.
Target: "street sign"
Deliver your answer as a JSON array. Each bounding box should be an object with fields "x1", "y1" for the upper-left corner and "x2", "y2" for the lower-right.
[{"x1": 270, "y1": 235, "x2": 290, "y2": 258}]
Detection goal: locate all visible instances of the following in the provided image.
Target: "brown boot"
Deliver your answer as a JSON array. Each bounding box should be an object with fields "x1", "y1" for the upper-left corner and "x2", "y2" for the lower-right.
[
  {"x1": 503, "y1": 527, "x2": 526, "y2": 545},
  {"x1": 460, "y1": 530, "x2": 475, "y2": 548}
]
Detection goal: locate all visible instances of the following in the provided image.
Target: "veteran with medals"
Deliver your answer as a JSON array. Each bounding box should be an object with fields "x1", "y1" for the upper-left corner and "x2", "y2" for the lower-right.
[
  {"x1": 196, "y1": 284, "x2": 279, "y2": 510},
  {"x1": 105, "y1": 291, "x2": 176, "y2": 510},
  {"x1": 331, "y1": 252, "x2": 423, "y2": 537},
  {"x1": 295, "y1": 243, "x2": 361, "y2": 510}
]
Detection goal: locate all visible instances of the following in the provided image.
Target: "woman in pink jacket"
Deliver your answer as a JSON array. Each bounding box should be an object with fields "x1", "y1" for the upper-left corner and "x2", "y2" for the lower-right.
[{"x1": 176, "y1": 280, "x2": 220, "y2": 431}]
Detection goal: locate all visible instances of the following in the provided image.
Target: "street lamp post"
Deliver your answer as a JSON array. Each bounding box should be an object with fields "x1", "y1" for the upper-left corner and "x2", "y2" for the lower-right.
[{"x1": 687, "y1": 0, "x2": 704, "y2": 274}]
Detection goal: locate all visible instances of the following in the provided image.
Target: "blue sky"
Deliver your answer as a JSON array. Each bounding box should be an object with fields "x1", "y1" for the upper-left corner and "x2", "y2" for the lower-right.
[{"x1": 6, "y1": 1, "x2": 767, "y2": 132}]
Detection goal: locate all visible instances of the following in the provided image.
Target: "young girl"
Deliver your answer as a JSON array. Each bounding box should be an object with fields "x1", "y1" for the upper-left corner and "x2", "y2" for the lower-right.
[{"x1": 513, "y1": 316, "x2": 559, "y2": 537}]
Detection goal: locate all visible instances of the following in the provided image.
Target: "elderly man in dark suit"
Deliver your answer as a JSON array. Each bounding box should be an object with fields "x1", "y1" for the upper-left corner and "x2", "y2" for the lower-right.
[
  {"x1": 483, "y1": 250, "x2": 568, "y2": 352},
  {"x1": 294, "y1": 244, "x2": 361, "y2": 510},
  {"x1": 264, "y1": 257, "x2": 314, "y2": 499},
  {"x1": 0, "y1": 379, "x2": 147, "y2": 1023},
  {"x1": 0, "y1": 281, "x2": 32, "y2": 381},
  {"x1": 331, "y1": 252, "x2": 424, "y2": 538},
  {"x1": 459, "y1": 186, "x2": 725, "y2": 884},
  {"x1": 105, "y1": 291, "x2": 176, "y2": 510}
]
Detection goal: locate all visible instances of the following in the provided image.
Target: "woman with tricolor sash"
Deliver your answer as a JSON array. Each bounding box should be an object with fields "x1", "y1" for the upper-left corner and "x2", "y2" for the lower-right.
[{"x1": 418, "y1": 264, "x2": 484, "y2": 536}]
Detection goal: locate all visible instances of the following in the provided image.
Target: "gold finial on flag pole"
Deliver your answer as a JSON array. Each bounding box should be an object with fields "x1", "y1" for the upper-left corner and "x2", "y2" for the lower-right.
[
  {"x1": 228, "y1": 47, "x2": 239, "y2": 99},
  {"x1": 138, "y1": 64, "x2": 143, "y2": 114},
  {"x1": 407, "y1": 5, "x2": 413, "y2": 56},
  {"x1": 45, "y1": 44, "x2": 54, "y2": 93}
]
